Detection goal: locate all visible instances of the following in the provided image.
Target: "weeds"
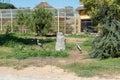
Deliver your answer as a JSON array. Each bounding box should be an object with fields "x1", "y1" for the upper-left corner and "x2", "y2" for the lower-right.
[{"x1": 64, "y1": 58, "x2": 120, "y2": 77}]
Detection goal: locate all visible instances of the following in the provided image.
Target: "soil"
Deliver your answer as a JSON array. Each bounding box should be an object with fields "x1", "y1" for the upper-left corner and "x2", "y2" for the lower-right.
[
  {"x1": 0, "y1": 51, "x2": 119, "y2": 80},
  {"x1": 0, "y1": 37, "x2": 119, "y2": 80},
  {"x1": 0, "y1": 65, "x2": 119, "y2": 80}
]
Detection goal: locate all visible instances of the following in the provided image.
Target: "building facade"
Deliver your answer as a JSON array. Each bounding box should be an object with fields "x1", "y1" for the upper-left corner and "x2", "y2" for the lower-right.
[{"x1": 76, "y1": 4, "x2": 97, "y2": 33}]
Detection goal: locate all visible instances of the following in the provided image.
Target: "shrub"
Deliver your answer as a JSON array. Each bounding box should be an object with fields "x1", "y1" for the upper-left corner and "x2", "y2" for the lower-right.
[
  {"x1": 90, "y1": 20, "x2": 120, "y2": 59},
  {"x1": 0, "y1": 2, "x2": 16, "y2": 9}
]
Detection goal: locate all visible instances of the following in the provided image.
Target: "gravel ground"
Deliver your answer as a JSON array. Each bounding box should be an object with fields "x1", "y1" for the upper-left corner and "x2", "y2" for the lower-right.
[
  {"x1": 0, "y1": 74, "x2": 77, "y2": 80},
  {"x1": 0, "y1": 74, "x2": 119, "y2": 80},
  {"x1": 0, "y1": 66, "x2": 119, "y2": 80}
]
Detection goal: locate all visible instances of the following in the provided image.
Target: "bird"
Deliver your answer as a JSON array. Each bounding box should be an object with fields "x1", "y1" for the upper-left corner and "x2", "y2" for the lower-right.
[
  {"x1": 76, "y1": 43, "x2": 82, "y2": 53},
  {"x1": 37, "y1": 39, "x2": 43, "y2": 48}
]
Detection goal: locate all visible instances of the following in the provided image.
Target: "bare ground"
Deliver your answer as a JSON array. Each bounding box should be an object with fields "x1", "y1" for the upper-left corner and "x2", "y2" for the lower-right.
[
  {"x1": 0, "y1": 51, "x2": 119, "y2": 80},
  {"x1": 0, "y1": 65, "x2": 120, "y2": 80},
  {"x1": 0, "y1": 38, "x2": 119, "y2": 80}
]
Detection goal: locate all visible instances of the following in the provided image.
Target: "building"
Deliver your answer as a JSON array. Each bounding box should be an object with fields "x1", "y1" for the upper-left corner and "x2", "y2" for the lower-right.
[
  {"x1": 0, "y1": 1, "x2": 77, "y2": 34},
  {"x1": 35, "y1": 1, "x2": 53, "y2": 8},
  {"x1": 76, "y1": 4, "x2": 97, "y2": 33}
]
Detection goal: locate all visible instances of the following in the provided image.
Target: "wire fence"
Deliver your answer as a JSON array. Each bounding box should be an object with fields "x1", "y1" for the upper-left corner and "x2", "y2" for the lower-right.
[{"x1": 0, "y1": 8, "x2": 81, "y2": 34}]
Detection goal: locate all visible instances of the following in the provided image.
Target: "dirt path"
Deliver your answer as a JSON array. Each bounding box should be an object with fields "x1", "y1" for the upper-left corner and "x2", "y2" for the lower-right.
[{"x1": 0, "y1": 66, "x2": 119, "y2": 80}]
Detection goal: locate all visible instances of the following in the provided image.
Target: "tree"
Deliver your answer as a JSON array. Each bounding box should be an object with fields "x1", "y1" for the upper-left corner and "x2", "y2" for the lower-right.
[
  {"x1": 0, "y1": 2, "x2": 16, "y2": 9},
  {"x1": 16, "y1": 7, "x2": 53, "y2": 35},
  {"x1": 82, "y1": 0, "x2": 120, "y2": 58},
  {"x1": 30, "y1": 7, "x2": 53, "y2": 35},
  {"x1": 16, "y1": 11, "x2": 28, "y2": 33}
]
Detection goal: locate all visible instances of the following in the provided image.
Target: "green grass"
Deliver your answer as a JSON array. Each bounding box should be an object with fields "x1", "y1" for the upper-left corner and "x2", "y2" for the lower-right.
[
  {"x1": 0, "y1": 33, "x2": 70, "y2": 60},
  {"x1": 67, "y1": 34, "x2": 95, "y2": 38},
  {"x1": 0, "y1": 33, "x2": 94, "y2": 60},
  {"x1": 80, "y1": 39, "x2": 93, "y2": 52},
  {"x1": 63, "y1": 58, "x2": 120, "y2": 77},
  {"x1": 0, "y1": 47, "x2": 14, "y2": 59},
  {"x1": 66, "y1": 43, "x2": 77, "y2": 51}
]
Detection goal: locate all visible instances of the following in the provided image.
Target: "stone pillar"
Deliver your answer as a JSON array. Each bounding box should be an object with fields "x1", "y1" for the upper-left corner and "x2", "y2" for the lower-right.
[{"x1": 55, "y1": 32, "x2": 66, "y2": 51}]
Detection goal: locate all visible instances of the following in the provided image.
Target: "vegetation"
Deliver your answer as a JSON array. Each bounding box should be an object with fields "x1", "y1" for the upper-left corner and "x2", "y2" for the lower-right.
[
  {"x1": 67, "y1": 34, "x2": 95, "y2": 38},
  {"x1": 31, "y1": 7, "x2": 54, "y2": 35},
  {"x1": 16, "y1": 7, "x2": 54, "y2": 35},
  {"x1": 0, "y1": 33, "x2": 69, "y2": 60},
  {"x1": 0, "y1": 2, "x2": 16, "y2": 9},
  {"x1": 16, "y1": 11, "x2": 29, "y2": 33},
  {"x1": 64, "y1": 58, "x2": 120, "y2": 77},
  {"x1": 82, "y1": 0, "x2": 120, "y2": 59}
]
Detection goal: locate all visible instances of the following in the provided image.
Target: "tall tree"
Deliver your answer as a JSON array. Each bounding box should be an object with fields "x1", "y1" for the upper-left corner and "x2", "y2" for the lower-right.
[
  {"x1": 16, "y1": 7, "x2": 53, "y2": 35},
  {"x1": 0, "y1": 2, "x2": 16, "y2": 9},
  {"x1": 31, "y1": 7, "x2": 53, "y2": 35},
  {"x1": 82, "y1": 0, "x2": 120, "y2": 58}
]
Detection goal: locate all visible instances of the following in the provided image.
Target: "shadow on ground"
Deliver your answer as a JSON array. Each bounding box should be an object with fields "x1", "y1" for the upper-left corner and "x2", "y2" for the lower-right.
[{"x1": 0, "y1": 33, "x2": 55, "y2": 46}]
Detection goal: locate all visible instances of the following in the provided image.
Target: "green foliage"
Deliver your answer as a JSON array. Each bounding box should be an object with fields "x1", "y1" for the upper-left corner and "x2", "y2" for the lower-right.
[
  {"x1": 0, "y1": 33, "x2": 69, "y2": 60},
  {"x1": 16, "y1": 7, "x2": 54, "y2": 35},
  {"x1": 82, "y1": 0, "x2": 120, "y2": 59},
  {"x1": 16, "y1": 11, "x2": 27, "y2": 26},
  {"x1": 31, "y1": 7, "x2": 53, "y2": 35},
  {"x1": 90, "y1": 20, "x2": 120, "y2": 58},
  {"x1": 0, "y1": 2, "x2": 16, "y2": 9},
  {"x1": 16, "y1": 11, "x2": 30, "y2": 33},
  {"x1": 14, "y1": 47, "x2": 69, "y2": 60},
  {"x1": 82, "y1": 0, "x2": 120, "y2": 24}
]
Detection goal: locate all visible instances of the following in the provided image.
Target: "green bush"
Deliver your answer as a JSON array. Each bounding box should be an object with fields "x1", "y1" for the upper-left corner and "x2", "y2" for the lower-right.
[
  {"x1": 0, "y1": 2, "x2": 16, "y2": 9},
  {"x1": 16, "y1": 7, "x2": 54, "y2": 35},
  {"x1": 90, "y1": 20, "x2": 120, "y2": 59}
]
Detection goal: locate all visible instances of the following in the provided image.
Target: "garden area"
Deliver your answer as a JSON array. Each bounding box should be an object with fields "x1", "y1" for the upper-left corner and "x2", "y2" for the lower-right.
[
  {"x1": 0, "y1": 32, "x2": 120, "y2": 79},
  {"x1": 0, "y1": 0, "x2": 120, "y2": 80}
]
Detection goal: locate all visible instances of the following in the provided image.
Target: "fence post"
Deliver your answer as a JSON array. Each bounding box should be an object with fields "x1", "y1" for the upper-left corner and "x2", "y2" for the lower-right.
[
  {"x1": 10, "y1": 9, "x2": 13, "y2": 32},
  {"x1": 0, "y1": 11, "x2": 2, "y2": 31},
  {"x1": 57, "y1": 9, "x2": 60, "y2": 32},
  {"x1": 64, "y1": 8, "x2": 66, "y2": 34}
]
